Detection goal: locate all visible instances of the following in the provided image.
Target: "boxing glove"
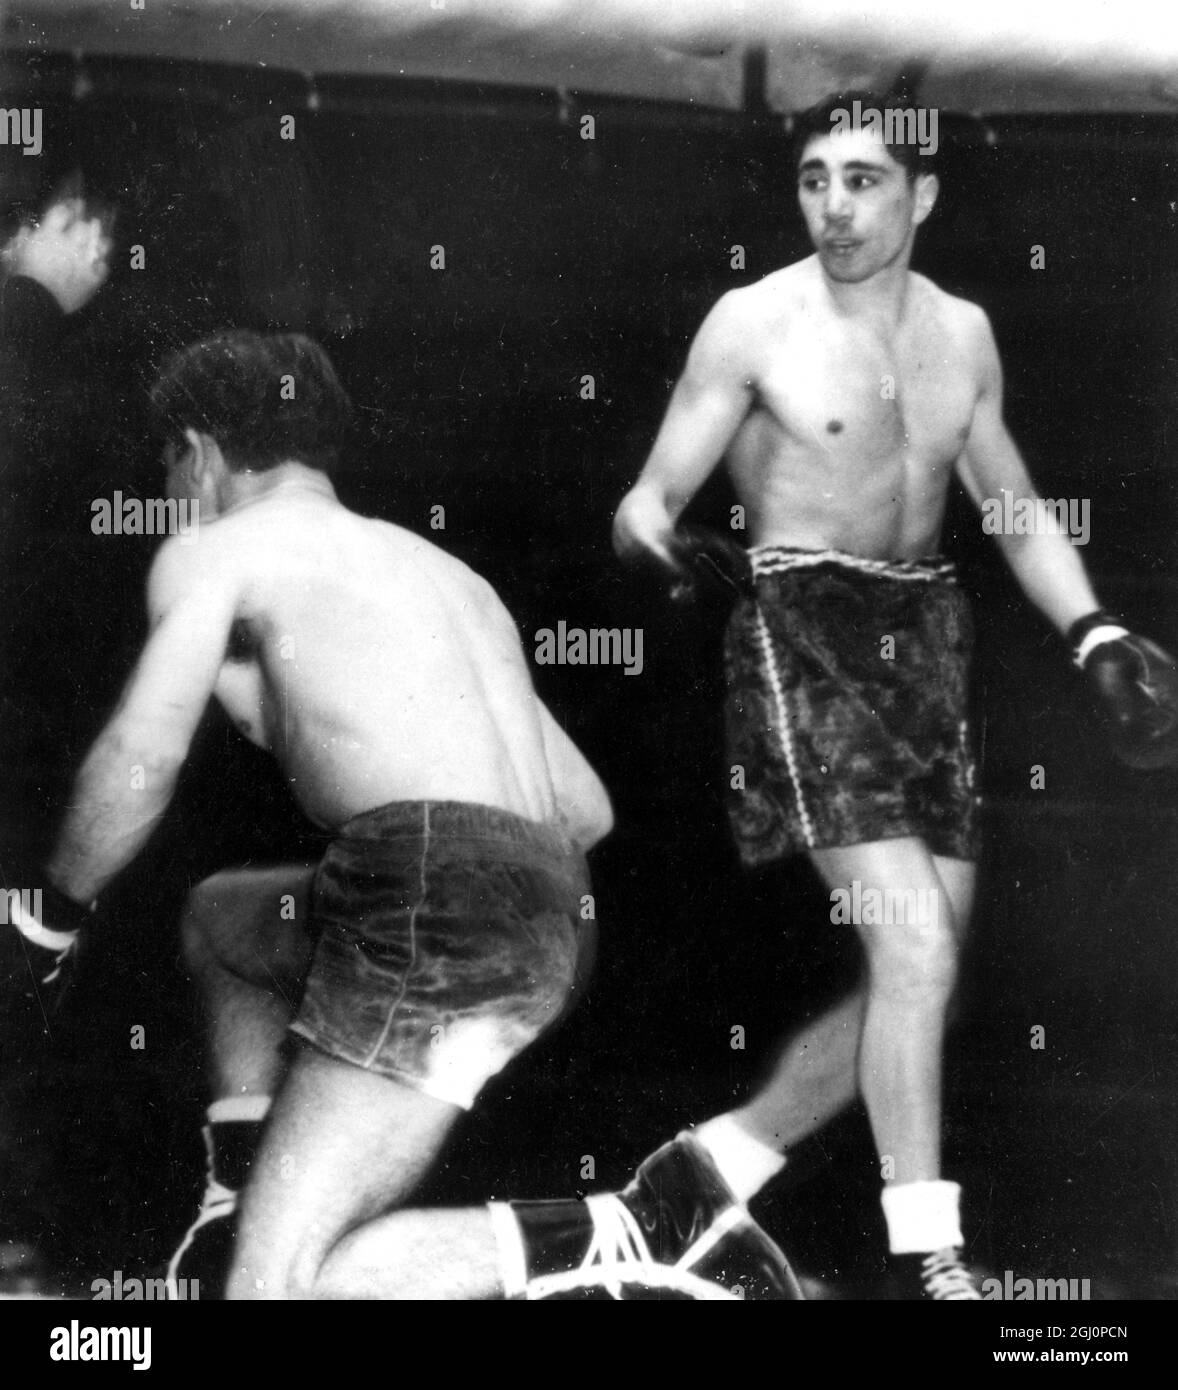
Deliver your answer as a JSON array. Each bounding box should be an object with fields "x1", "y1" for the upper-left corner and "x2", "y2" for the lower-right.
[
  {"x1": 667, "y1": 526, "x2": 755, "y2": 607},
  {"x1": 1068, "y1": 611, "x2": 1178, "y2": 770}
]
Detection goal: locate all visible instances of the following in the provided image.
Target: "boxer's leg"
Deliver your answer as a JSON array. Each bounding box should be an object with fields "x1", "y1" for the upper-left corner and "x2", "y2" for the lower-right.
[
  {"x1": 226, "y1": 1050, "x2": 497, "y2": 1300},
  {"x1": 169, "y1": 866, "x2": 315, "y2": 1290},
  {"x1": 932, "y1": 853, "x2": 976, "y2": 949},
  {"x1": 180, "y1": 865, "x2": 316, "y2": 1098},
  {"x1": 728, "y1": 848, "x2": 975, "y2": 1156},
  {"x1": 225, "y1": 804, "x2": 596, "y2": 1300},
  {"x1": 624, "y1": 847, "x2": 967, "y2": 1259},
  {"x1": 806, "y1": 839, "x2": 982, "y2": 1293},
  {"x1": 808, "y1": 837, "x2": 962, "y2": 1185},
  {"x1": 727, "y1": 989, "x2": 865, "y2": 1153},
  {"x1": 230, "y1": 1056, "x2": 782, "y2": 1301}
]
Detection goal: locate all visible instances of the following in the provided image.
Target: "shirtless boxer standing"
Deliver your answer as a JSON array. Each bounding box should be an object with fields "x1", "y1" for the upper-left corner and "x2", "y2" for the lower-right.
[
  {"x1": 602, "y1": 92, "x2": 1176, "y2": 1300},
  {"x1": 16, "y1": 330, "x2": 799, "y2": 1300}
]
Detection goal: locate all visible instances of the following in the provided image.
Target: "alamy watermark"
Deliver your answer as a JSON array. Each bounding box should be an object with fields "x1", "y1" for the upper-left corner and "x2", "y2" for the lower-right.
[
  {"x1": 0, "y1": 107, "x2": 42, "y2": 156},
  {"x1": 0, "y1": 887, "x2": 40, "y2": 924},
  {"x1": 984, "y1": 1270, "x2": 1091, "y2": 1300},
  {"x1": 830, "y1": 879, "x2": 940, "y2": 926},
  {"x1": 981, "y1": 490, "x2": 1090, "y2": 545},
  {"x1": 49, "y1": 1321, "x2": 151, "y2": 1370},
  {"x1": 91, "y1": 1269, "x2": 198, "y2": 1301},
  {"x1": 91, "y1": 492, "x2": 199, "y2": 544},
  {"x1": 829, "y1": 100, "x2": 938, "y2": 158},
  {"x1": 534, "y1": 622, "x2": 643, "y2": 676}
]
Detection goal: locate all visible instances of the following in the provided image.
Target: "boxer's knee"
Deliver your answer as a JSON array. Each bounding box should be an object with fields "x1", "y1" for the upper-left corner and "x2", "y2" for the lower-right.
[
  {"x1": 226, "y1": 1227, "x2": 332, "y2": 1301},
  {"x1": 181, "y1": 867, "x2": 313, "y2": 988},
  {"x1": 178, "y1": 872, "x2": 243, "y2": 976},
  {"x1": 861, "y1": 910, "x2": 961, "y2": 1003}
]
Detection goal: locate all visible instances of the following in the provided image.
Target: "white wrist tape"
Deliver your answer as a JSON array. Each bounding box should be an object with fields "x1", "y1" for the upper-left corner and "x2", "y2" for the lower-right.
[
  {"x1": 8, "y1": 896, "x2": 79, "y2": 953},
  {"x1": 1074, "y1": 624, "x2": 1130, "y2": 669}
]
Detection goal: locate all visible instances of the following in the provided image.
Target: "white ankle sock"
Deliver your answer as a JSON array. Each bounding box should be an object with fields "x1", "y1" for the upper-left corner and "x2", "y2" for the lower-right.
[
  {"x1": 690, "y1": 1115, "x2": 786, "y2": 1203},
  {"x1": 207, "y1": 1095, "x2": 272, "y2": 1125},
  {"x1": 880, "y1": 1179, "x2": 964, "y2": 1254}
]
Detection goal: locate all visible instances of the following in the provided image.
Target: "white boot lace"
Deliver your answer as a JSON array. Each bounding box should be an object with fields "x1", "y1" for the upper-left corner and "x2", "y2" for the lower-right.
[
  {"x1": 922, "y1": 1248, "x2": 982, "y2": 1300},
  {"x1": 525, "y1": 1195, "x2": 741, "y2": 1300},
  {"x1": 166, "y1": 1131, "x2": 238, "y2": 1287}
]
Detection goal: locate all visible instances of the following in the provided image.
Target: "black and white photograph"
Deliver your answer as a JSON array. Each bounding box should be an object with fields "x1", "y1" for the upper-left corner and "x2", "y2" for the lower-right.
[{"x1": 0, "y1": 0, "x2": 1174, "y2": 1345}]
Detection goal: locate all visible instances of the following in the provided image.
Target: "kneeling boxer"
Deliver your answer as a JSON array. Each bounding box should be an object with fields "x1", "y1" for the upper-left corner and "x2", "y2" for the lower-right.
[{"x1": 25, "y1": 330, "x2": 798, "y2": 1299}]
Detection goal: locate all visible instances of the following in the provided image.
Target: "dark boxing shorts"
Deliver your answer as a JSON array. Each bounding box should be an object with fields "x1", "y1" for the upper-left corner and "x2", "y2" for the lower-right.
[
  {"x1": 290, "y1": 801, "x2": 594, "y2": 1109},
  {"x1": 723, "y1": 547, "x2": 980, "y2": 867}
]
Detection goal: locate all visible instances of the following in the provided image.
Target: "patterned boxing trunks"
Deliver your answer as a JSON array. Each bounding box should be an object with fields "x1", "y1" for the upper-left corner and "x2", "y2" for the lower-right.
[{"x1": 723, "y1": 547, "x2": 980, "y2": 867}]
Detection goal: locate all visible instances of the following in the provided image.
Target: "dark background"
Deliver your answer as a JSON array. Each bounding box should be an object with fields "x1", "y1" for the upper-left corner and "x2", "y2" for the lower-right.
[{"x1": 1, "y1": 52, "x2": 1175, "y2": 1297}]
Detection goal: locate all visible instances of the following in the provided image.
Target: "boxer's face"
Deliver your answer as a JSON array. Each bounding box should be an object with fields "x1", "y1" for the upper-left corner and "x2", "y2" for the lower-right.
[{"x1": 797, "y1": 127, "x2": 937, "y2": 283}]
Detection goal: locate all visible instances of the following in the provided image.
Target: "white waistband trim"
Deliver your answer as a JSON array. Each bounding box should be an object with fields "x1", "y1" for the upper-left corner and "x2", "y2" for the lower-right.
[{"x1": 750, "y1": 548, "x2": 955, "y2": 583}]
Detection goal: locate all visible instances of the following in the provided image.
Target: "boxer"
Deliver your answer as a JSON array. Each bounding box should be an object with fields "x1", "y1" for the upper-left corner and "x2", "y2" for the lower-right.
[
  {"x1": 17, "y1": 329, "x2": 614, "y2": 1298},
  {"x1": 600, "y1": 89, "x2": 1175, "y2": 1299},
  {"x1": 20, "y1": 330, "x2": 799, "y2": 1300}
]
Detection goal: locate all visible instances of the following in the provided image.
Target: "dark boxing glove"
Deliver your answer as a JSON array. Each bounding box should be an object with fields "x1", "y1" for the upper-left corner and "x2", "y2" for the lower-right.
[
  {"x1": 1068, "y1": 611, "x2": 1178, "y2": 770},
  {"x1": 2, "y1": 877, "x2": 94, "y2": 1023},
  {"x1": 665, "y1": 525, "x2": 755, "y2": 609}
]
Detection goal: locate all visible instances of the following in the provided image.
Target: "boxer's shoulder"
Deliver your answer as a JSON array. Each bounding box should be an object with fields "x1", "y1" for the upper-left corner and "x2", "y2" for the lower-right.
[
  {"x1": 896, "y1": 279, "x2": 995, "y2": 400},
  {"x1": 145, "y1": 510, "x2": 254, "y2": 615},
  {"x1": 722, "y1": 260, "x2": 860, "y2": 352},
  {"x1": 176, "y1": 489, "x2": 332, "y2": 576},
  {"x1": 715, "y1": 262, "x2": 809, "y2": 325},
  {"x1": 376, "y1": 517, "x2": 503, "y2": 602},
  {"x1": 909, "y1": 274, "x2": 991, "y2": 346},
  {"x1": 687, "y1": 279, "x2": 791, "y2": 387}
]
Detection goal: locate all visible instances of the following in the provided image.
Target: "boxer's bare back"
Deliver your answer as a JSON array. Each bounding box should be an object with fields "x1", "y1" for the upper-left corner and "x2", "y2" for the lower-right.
[
  {"x1": 50, "y1": 441, "x2": 610, "y2": 905},
  {"x1": 172, "y1": 482, "x2": 588, "y2": 832}
]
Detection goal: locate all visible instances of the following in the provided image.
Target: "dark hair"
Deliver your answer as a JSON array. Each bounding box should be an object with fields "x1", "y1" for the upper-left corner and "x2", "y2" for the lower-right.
[
  {"x1": 790, "y1": 90, "x2": 937, "y2": 179},
  {"x1": 150, "y1": 331, "x2": 353, "y2": 474}
]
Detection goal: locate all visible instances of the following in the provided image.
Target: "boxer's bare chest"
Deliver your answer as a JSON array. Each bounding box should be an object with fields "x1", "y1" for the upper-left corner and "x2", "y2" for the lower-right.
[{"x1": 728, "y1": 290, "x2": 980, "y2": 528}]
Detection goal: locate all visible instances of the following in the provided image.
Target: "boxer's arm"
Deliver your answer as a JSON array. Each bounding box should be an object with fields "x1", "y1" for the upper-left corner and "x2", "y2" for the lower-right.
[
  {"x1": 46, "y1": 538, "x2": 238, "y2": 904},
  {"x1": 955, "y1": 308, "x2": 1099, "y2": 634},
  {"x1": 536, "y1": 700, "x2": 614, "y2": 853},
  {"x1": 613, "y1": 292, "x2": 755, "y2": 566}
]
